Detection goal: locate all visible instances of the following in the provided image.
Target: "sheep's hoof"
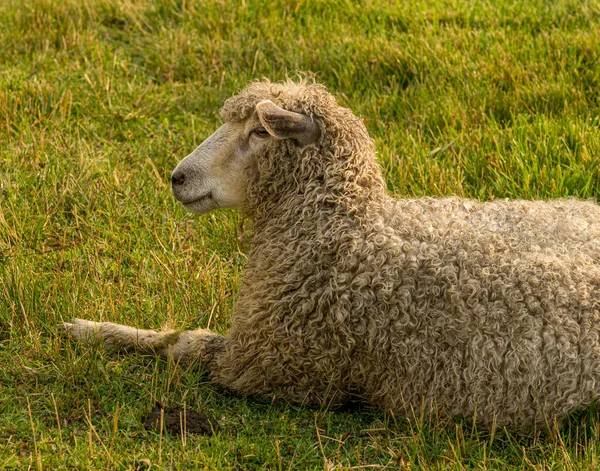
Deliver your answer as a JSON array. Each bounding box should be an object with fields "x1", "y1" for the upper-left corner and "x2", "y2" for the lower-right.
[{"x1": 62, "y1": 318, "x2": 105, "y2": 344}]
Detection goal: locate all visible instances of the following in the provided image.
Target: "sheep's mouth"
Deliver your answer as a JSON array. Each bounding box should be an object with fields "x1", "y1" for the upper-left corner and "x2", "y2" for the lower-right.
[{"x1": 182, "y1": 192, "x2": 213, "y2": 206}]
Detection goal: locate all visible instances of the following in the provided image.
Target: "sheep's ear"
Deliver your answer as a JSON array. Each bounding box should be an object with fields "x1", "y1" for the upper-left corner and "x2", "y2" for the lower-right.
[{"x1": 255, "y1": 100, "x2": 320, "y2": 147}]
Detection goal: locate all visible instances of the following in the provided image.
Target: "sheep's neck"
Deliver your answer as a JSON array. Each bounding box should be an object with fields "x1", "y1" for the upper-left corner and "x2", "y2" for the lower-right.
[
  {"x1": 249, "y1": 158, "x2": 386, "y2": 229},
  {"x1": 249, "y1": 176, "x2": 386, "y2": 232}
]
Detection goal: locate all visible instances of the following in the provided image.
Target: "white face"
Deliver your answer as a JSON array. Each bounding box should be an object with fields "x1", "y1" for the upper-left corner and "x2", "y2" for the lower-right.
[
  {"x1": 171, "y1": 100, "x2": 320, "y2": 215},
  {"x1": 171, "y1": 116, "x2": 272, "y2": 214}
]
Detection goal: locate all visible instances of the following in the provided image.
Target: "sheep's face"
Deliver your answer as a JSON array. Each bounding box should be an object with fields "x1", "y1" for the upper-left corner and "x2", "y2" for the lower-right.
[
  {"x1": 170, "y1": 120, "x2": 263, "y2": 214},
  {"x1": 171, "y1": 100, "x2": 320, "y2": 215}
]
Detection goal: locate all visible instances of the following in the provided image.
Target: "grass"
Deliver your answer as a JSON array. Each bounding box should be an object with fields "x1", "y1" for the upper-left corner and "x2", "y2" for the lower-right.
[{"x1": 1, "y1": 0, "x2": 600, "y2": 468}]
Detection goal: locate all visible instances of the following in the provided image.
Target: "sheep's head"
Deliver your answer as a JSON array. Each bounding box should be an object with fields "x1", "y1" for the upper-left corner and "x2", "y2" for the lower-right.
[{"x1": 171, "y1": 98, "x2": 321, "y2": 215}]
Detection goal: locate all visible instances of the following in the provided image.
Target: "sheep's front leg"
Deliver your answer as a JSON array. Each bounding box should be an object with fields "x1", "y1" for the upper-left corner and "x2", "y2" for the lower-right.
[{"x1": 63, "y1": 319, "x2": 225, "y2": 365}]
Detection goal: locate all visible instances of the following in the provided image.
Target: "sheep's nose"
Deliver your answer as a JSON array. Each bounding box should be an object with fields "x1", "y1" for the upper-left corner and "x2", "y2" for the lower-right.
[{"x1": 171, "y1": 169, "x2": 186, "y2": 187}]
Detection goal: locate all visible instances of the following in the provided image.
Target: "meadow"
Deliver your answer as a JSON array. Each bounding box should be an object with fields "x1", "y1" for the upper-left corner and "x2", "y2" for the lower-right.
[{"x1": 1, "y1": 0, "x2": 600, "y2": 468}]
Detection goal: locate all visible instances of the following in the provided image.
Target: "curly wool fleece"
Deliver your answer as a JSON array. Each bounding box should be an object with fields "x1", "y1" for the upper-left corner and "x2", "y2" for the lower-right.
[{"x1": 207, "y1": 79, "x2": 600, "y2": 430}]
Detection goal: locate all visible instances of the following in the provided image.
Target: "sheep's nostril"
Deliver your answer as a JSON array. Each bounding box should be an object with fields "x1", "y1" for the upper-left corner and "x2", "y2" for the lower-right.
[{"x1": 171, "y1": 170, "x2": 186, "y2": 187}]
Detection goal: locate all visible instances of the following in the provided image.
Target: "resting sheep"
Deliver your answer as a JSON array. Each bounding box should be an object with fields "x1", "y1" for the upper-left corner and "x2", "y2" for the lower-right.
[{"x1": 66, "y1": 79, "x2": 600, "y2": 430}]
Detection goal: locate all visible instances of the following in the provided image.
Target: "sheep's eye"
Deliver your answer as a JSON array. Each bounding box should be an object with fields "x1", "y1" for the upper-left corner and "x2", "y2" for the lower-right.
[{"x1": 252, "y1": 127, "x2": 270, "y2": 138}]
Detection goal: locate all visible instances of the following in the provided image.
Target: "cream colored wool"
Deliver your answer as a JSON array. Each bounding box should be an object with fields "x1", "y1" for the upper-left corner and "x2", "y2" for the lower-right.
[{"x1": 67, "y1": 79, "x2": 600, "y2": 430}]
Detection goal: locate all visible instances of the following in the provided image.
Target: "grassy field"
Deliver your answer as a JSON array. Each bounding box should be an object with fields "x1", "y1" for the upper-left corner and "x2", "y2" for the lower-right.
[{"x1": 2, "y1": 0, "x2": 600, "y2": 468}]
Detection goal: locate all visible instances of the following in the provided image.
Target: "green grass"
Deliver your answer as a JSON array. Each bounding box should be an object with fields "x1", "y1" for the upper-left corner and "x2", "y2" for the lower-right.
[{"x1": 2, "y1": 0, "x2": 600, "y2": 468}]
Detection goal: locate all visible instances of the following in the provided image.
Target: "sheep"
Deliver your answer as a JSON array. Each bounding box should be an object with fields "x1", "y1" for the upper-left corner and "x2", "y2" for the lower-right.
[{"x1": 65, "y1": 78, "x2": 600, "y2": 430}]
